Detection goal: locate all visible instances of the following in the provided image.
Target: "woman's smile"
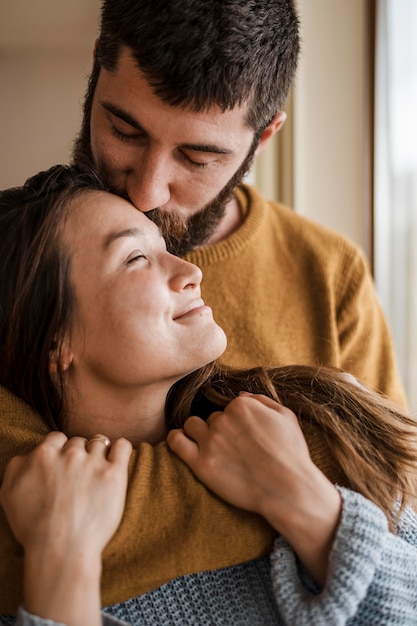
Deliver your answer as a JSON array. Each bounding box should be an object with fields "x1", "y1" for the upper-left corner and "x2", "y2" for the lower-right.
[{"x1": 173, "y1": 299, "x2": 210, "y2": 320}]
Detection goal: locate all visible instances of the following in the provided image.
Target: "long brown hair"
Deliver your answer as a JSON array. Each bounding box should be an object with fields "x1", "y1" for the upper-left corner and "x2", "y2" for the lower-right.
[
  {"x1": 0, "y1": 165, "x2": 106, "y2": 429},
  {"x1": 167, "y1": 362, "x2": 417, "y2": 527}
]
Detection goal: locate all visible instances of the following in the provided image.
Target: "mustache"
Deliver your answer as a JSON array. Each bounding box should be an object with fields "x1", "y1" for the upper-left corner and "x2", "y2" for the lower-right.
[
  {"x1": 146, "y1": 208, "x2": 190, "y2": 254},
  {"x1": 97, "y1": 168, "x2": 192, "y2": 254}
]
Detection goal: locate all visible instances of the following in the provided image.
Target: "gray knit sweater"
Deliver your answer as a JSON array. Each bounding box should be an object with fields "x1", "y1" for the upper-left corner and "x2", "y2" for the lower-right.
[{"x1": 1, "y1": 488, "x2": 416, "y2": 626}]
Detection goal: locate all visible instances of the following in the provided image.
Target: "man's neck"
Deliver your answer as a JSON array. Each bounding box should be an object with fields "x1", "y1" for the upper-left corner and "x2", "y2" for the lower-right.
[{"x1": 205, "y1": 195, "x2": 244, "y2": 246}]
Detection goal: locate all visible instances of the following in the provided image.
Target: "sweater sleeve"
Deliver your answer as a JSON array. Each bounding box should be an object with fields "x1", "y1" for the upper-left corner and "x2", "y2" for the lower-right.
[
  {"x1": 270, "y1": 486, "x2": 417, "y2": 625},
  {"x1": 335, "y1": 244, "x2": 407, "y2": 407},
  {"x1": 9, "y1": 607, "x2": 129, "y2": 626}
]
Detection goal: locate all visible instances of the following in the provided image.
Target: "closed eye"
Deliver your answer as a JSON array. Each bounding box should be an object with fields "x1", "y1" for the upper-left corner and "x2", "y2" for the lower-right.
[
  {"x1": 180, "y1": 151, "x2": 209, "y2": 169},
  {"x1": 112, "y1": 126, "x2": 144, "y2": 143},
  {"x1": 127, "y1": 253, "x2": 148, "y2": 265}
]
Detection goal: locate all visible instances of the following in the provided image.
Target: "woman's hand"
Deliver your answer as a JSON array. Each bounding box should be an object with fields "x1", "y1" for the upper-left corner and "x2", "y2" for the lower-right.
[
  {"x1": 0, "y1": 431, "x2": 132, "y2": 626},
  {"x1": 167, "y1": 393, "x2": 341, "y2": 586}
]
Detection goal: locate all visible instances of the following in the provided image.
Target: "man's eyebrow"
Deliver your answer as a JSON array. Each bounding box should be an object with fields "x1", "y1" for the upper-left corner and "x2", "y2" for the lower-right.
[
  {"x1": 100, "y1": 100, "x2": 233, "y2": 156},
  {"x1": 101, "y1": 101, "x2": 144, "y2": 132},
  {"x1": 182, "y1": 143, "x2": 232, "y2": 156}
]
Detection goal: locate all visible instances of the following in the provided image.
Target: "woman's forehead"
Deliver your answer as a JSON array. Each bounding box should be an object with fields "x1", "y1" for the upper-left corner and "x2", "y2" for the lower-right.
[{"x1": 64, "y1": 189, "x2": 164, "y2": 249}]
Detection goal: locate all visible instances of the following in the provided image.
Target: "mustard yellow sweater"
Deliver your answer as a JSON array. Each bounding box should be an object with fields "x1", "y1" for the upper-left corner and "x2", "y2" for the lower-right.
[
  {"x1": 0, "y1": 184, "x2": 403, "y2": 613},
  {"x1": 0, "y1": 386, "x2": 345, "y2": 615},
  {"x1": 186, "y1": 184, "x2": 406, "y2": 406}
]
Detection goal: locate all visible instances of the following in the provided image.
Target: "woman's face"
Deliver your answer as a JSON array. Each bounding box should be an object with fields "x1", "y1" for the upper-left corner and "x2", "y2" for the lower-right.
[{"x1": 62, "y1": 190, "x2": 227, "y2": 391}]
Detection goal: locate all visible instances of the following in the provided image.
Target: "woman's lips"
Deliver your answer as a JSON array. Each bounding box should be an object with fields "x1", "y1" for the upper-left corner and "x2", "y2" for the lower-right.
[{"x1": 173, "y1": 299, "x2": 210, "y2": 319}]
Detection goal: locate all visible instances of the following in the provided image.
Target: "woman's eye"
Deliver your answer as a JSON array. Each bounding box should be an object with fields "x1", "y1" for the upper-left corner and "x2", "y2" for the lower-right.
[{"x1": 127, "y1": 253, "x2": 147, "y2": 265}]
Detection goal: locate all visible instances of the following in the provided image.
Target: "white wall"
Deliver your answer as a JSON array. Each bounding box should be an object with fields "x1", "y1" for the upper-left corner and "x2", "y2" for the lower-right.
[
  {"x1": 293, "y1": 0, "x2": 370, "y2": 255},
  {"x1": 0, "y1": 49, "x2": 92, "y2": 188},
  {"x1": 0, "y1": 0, "x2": 99, "y2": 187}
]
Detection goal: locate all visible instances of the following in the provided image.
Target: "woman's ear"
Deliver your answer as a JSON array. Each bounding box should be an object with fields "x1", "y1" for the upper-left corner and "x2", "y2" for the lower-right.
[
  {"x1": 49, "y1": 339, "x2": 74, "y2": 374},
  {"x1": 255, "y1": 111, "x2": 287, "y2": 156}
]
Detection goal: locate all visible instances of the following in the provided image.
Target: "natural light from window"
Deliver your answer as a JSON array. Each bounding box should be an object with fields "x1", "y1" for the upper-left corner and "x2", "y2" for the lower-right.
[{"x1": 374, "y1": 0, "x2": 417, "y2": 409}]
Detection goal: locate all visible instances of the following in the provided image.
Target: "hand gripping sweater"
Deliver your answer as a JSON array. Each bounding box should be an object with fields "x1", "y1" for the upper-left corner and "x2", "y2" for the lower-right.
[
  {"x1": 0, "y1": 387, "x2": 347, "y2": 615},
  {"x1": 185, "y1": 184, "x2": 406, "y2": 406},
  {"x1": 2, "y1": 488, "x2": 417, "y2": 626}
]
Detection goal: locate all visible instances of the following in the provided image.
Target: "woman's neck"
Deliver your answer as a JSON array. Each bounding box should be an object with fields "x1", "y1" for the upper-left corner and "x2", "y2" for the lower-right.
[{"x1": 63, "y1": 379, "x2": 171, "y2": 446}]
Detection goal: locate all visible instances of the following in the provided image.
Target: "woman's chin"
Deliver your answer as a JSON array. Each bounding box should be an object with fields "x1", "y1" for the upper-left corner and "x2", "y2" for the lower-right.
[
  {"x1": 194, "y1": 323, "x2": 227, "y2": 368},
  {"x1": 211, "y1": 324, "x2": 228, "y2": 359}
]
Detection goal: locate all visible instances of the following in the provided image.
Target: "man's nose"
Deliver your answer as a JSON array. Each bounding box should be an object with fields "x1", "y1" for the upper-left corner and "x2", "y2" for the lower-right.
[{"x1": 126, "y1": 152, "x2": 172, "y2": 211}]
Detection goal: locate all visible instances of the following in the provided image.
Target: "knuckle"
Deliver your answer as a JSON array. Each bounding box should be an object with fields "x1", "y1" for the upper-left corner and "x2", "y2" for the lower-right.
[
  {"x1": 63, "y1": 445, "x2": 85, "y2": 466},
  {"x1": 32, "y1": 442, "x2": 55, "y2": 464},
  {"x1": 198, "y1": 453, "x2": 218, "y2": 475},
  {"x1": 227, "y1": 396, "x2": 247, "y2": 410}
]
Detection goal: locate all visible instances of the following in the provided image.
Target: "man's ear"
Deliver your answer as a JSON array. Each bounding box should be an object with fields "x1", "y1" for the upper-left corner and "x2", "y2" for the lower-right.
[
  {"x1": 49, "y1": 339, "x2": 74, "y2": 375},
  {"x1": 255, "y1": 111, "x2": 287, "y2": 156}
]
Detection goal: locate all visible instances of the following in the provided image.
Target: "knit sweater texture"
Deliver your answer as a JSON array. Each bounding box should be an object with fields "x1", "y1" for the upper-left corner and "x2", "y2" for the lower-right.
[
  {"x1": 185, "y1": 184, "x2": 406, "y2": 406},
  {"x1": 2, "y1": 488, "x2": 417, "y2": 626}
]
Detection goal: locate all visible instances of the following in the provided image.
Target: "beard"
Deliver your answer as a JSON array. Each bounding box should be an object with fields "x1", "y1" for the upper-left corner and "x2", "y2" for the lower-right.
[
  {"x1": 146, "y1": 143, "x2": 257, "y2": 256},
  {"x1": 72, "y1": 60, "x2": 258, "y2": 255}
]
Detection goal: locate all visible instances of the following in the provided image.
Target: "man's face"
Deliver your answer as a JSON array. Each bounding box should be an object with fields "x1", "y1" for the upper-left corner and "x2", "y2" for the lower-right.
[{"x1": 88, "y1": 47, "x2": 257, "y2": 253}]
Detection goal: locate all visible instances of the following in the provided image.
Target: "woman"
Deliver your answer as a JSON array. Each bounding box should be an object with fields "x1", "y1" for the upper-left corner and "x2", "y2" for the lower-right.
[{"x1": 0, "y1": 164, "x2": 417, "y2": 625}]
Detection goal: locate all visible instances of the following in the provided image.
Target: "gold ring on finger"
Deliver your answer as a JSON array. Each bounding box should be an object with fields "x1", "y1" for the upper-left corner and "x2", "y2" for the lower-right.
[{"x1": 86, "y1": 435, "x2": 111, "y2": 450}]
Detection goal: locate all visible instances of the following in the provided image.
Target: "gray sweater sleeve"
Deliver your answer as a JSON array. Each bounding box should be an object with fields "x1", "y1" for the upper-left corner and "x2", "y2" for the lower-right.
[
  {"x1": 5, "y1": 488, "x2": 417, "y2": 626},
  {"x1": 270, "y1": 486, "x2": 417, "y2": 625},
  {"x1": 14, "y1": 607, "x2": 128, "y2": 626}
]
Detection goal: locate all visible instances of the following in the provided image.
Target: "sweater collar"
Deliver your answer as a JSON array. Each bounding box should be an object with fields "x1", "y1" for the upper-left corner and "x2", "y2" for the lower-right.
[{"x1": 184, "y1": 184, "x2": 265, "y2": 266}]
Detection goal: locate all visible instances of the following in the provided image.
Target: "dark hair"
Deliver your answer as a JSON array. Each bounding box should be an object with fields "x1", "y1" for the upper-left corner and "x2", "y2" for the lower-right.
[
  {"x1": 95, "y1": 0, "x2": 300, "y2": 133},
  {"x1": 0, "y1": 165, "x2": 106, "y2": 429}
]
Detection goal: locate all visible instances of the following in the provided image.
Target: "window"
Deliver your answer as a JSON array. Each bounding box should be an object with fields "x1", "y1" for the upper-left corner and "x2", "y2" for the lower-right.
[{"x1": 374, "y1": 0, "x2": 417, "y2": 406}]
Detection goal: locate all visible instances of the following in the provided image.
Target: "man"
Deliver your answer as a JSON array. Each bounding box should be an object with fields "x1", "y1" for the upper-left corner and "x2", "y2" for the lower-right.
[{"x1": 73, "y1": 0, "x2": 405, "y2": 404}]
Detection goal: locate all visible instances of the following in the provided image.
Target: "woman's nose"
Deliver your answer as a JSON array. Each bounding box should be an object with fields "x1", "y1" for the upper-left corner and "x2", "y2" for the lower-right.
[{"x1": 170, "y1": 257, "x2": 203, "y2": 292}]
